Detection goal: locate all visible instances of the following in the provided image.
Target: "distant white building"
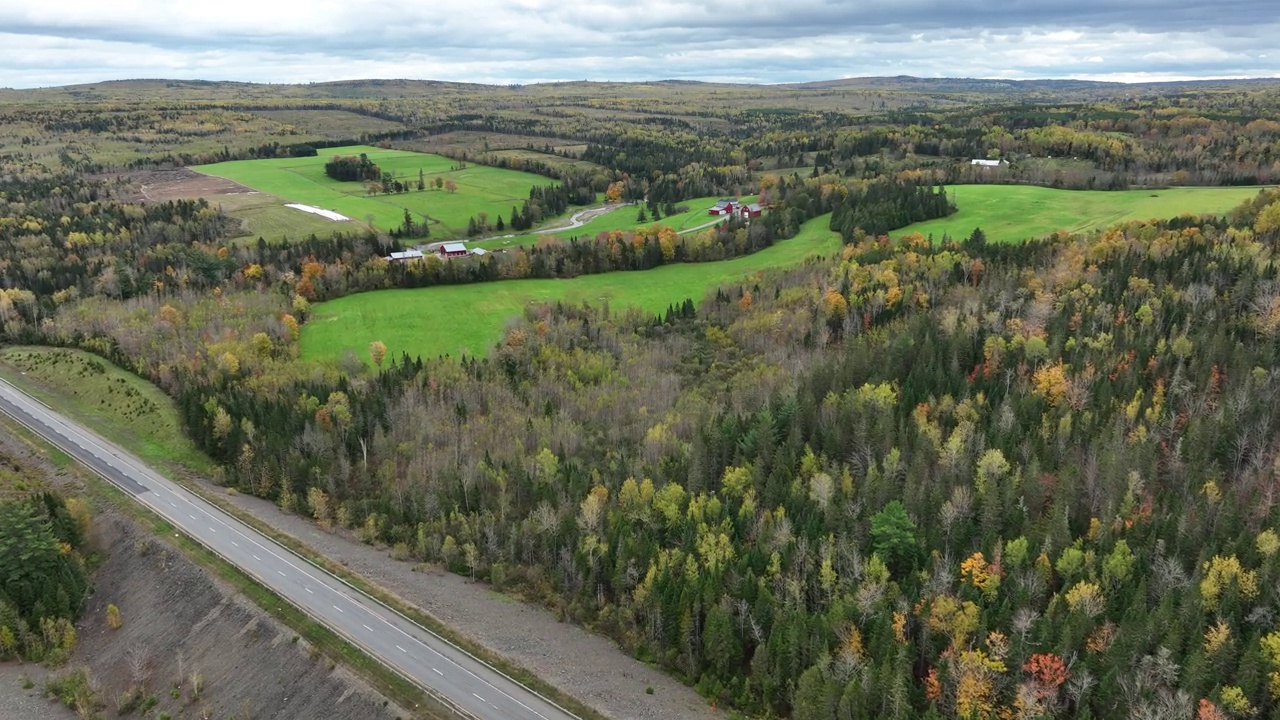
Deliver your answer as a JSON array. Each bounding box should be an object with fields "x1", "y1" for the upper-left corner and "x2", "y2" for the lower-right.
[
  {"x1": 971, "y1": 159, "x2": 1008, "y2": 167},
  {"x1": 387, "y1": 249, "x2": 425, "y2": 262}
]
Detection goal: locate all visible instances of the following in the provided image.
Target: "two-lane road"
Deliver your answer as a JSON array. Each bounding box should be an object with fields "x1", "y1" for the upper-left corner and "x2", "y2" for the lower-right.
[{"x1": 0, "y1": 376, "x2": 576, "y2": 720}]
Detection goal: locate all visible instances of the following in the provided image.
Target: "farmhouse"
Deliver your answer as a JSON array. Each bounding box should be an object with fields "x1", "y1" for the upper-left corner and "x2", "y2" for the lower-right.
[
  {"x1": 709, "y1": 199, "x2": 741, "y2": 216},
  {"x1": 971, "y1": 159, "x2": 1008, "y2": 167},
  {"x1": 438, "y1": 242, "x2": 470, "y2": 258},
  {"x1": 387, "y1": 249, "x2": 425, "y2": 262}
]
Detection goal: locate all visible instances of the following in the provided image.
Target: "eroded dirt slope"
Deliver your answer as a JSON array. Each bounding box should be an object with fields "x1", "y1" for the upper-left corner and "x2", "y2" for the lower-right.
[{"x1": 0, "y1": 428, "x2": 409, "y2": 720}]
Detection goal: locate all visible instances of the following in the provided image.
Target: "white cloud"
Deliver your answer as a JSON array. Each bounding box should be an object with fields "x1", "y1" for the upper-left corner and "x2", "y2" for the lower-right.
[{"x1": 0, "y1": 0, "x2": 1277, "y2": 87}]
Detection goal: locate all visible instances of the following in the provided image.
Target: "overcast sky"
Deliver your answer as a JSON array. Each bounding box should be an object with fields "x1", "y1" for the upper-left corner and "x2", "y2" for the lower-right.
[{"x1": 1, "y1": 0, "x2": 1277, "y2": 88}]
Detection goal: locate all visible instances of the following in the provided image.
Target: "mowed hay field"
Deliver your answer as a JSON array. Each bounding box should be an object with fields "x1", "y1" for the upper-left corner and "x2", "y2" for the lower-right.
[
  {"x1": 216, "y1": 191, "x2": 350, "y2": 243},
  {"x1": 301, "y1": 214, "x2": 844, "y2": 362},
  {"x1": 196, "y1": 146, "x2": 557, "y2": 238},
  {"x1": 899, "y1": 184, "x2": 1266, "y2": 243}
]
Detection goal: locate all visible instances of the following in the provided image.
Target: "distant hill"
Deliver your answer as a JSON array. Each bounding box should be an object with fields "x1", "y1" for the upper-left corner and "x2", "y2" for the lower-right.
[{"x1": 1, "y1": 75, "x2": 1276, "y2": 105}]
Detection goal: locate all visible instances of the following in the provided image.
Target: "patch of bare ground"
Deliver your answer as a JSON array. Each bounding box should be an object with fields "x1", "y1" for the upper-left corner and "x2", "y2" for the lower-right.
[
  {"x1": 0, "y1": 429, "x2": 408, "y2": 720},
  {"x1": 208, "y1": 488, "x2": 723, "y2": 720},
  {"x1": 0, "y1": 664, "x2": 75, "y2": 720},
  {"x1": 116, "y1": 167, "x2": 258, "y2": 202}
]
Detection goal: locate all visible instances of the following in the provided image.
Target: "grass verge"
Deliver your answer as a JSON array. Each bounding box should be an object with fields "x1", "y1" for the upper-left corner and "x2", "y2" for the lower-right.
[
  {"x1": 0, "y1": 347, "x2": 215, "y2": 474},
  {"x1": 0, "y1": 349, "x2": 608, "y2": 720}
]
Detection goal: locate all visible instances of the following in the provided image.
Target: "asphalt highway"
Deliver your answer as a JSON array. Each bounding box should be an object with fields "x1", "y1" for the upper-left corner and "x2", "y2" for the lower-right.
[{"x1": 0, "y1": 376, "x2": 576, "y2": 720}]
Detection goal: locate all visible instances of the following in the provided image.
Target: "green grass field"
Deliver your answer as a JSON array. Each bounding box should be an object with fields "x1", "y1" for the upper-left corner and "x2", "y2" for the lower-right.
[
  {"x1": 472, "y1": 196, "x2": 729, "y2": 251},
  {"x1": 196, "y1": 146, "x2": 559, "y2": 238},
  {"x1": 899, "y1": 185, "x2": 1265, "y2": 244},
  {"x1": 301, "y1": 183, "x2": 1270, "y2": 362},
  {"x1": 215, "y1": 191, "x2": 348, "y2": 243},
  {"x1": 0, "y1": 347, "x2": 215, "y2": 473},
  {"x1": 301, "y1": 214, "x2": 844, "y2": 361}
]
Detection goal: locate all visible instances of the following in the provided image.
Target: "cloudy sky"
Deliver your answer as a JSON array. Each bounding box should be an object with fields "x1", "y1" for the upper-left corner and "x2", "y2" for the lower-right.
[{"x1": 1, "y1": 0, "x2": 1277, "y2": 88}]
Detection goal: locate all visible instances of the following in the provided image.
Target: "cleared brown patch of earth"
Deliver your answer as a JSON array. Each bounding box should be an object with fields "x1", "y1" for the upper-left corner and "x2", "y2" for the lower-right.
[
  {"x1": 112, "y1": 169, "x2": 351, "y2": 242},
  {"x1": 119, "y1": 168, "x2": 258, "y2": 203}
]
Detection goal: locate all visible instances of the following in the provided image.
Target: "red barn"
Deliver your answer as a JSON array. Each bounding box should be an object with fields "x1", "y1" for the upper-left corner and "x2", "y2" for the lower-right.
[
  {"x1": 709, "y1": 199, "x2": 740, "y2": 216},
  {"x1": 739, "y1": 203, "x2": 762, "y2": 219},
  {"x1": 438, "y1": 242, "x2": 470, "y2": 258}
]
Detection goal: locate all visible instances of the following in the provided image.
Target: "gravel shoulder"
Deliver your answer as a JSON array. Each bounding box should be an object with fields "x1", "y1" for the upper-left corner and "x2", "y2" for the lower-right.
[{"x1": 211, "y1": 488, "x2": 722, "y2": 720}]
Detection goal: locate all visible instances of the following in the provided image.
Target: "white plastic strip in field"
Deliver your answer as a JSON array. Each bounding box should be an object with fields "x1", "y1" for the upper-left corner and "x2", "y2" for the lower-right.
[{"x1": 284, "y1": 203, "x2": 351, "y2": 222}]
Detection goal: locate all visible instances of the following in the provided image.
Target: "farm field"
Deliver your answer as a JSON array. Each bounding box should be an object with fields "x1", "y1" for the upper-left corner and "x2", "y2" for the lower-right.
[
  {"x1": 300, "y1": 214, "x2": 844, "y2": 362},
  {"x1": 898, "y1": 184, "x2": 1266, "y2": 243},
  {"x1": 195, "y1": 145, "x2": 561, "y2": 238},
  {"x1": 215, "y1": 191, "x2": 349, "y2": 243},
  {"x1": 472, "y1": 195, "x2": 733, "y2": 251}
]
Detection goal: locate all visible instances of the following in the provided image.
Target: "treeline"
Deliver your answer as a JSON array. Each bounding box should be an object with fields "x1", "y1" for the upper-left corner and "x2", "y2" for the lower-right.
[
  {"x1": 0, "y1": 491, "x2": 89, "y2": 664},
  {"x1": 829, "y1": 179, "x2": 955, "y2": 240}
]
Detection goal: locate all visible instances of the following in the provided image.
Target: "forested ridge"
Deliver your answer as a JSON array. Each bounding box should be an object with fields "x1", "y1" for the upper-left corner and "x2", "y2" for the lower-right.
[{"x1": 3, "y1": 78, "x2": 1280, "y2": 719}]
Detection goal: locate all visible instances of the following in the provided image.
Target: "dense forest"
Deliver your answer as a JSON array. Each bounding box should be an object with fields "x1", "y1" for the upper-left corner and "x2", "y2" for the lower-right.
[
  {"x1": 0, "y1": 491, "x2": 91, "y2": 665},
  {"x1": 3, "y1": 77, "x2": 1280, "y2": 719}
]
